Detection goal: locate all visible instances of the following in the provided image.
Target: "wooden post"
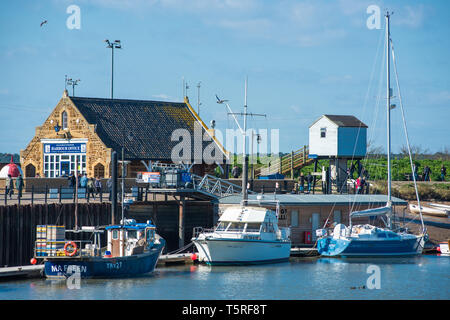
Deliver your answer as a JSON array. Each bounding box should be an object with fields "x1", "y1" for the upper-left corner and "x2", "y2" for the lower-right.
[
  {"x1": 178, "y1": 196, "x2": 185, "y2": 249},
  {"x1": 290, "y1": 151, "x2": 294, "y2": 179},
  {"x1": 31, "y1": 185, "x2": 34, "y2": 206},
  {"x1": 44, "y1": 185, "x2": 48, "y2": 204},
  {"x1": 59, "y1": 185, "x2": 62, "y2": 204}
]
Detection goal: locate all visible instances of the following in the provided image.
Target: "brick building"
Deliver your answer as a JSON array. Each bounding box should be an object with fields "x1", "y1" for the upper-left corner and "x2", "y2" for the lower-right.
[{"x1": 20, "y1": 90, "x2": 228, "y2": 179}]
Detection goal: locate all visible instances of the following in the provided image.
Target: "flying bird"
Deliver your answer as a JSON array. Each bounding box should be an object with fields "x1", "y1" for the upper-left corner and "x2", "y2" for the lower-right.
[
  {"x1": 215, "y1": 94, "x2": 228, "y2": 104},
  {"x1": 40, "y1": 20, "x2": 47, "y2": 27}
]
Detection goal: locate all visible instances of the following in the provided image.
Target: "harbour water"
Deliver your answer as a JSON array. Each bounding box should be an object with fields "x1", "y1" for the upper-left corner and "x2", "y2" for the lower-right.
[{"x1": 0, "y1": 255, "x2": 448, "y2": 300}]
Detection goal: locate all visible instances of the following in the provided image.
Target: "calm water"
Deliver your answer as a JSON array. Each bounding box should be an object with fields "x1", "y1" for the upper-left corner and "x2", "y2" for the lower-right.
[{"x1": 0, "y1": 255, "x2": 448, "y2": 300}]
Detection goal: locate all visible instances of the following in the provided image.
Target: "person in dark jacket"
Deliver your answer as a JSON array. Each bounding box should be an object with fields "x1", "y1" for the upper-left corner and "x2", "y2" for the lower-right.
[
  {"x1": 298, "y1": 172, "x2": 305, "y2": 194},
  {"x1": 423, "y1": 166, "x2": 431, "y2": 182},
  {"x1": 68, "y1": 172, "x2": 76, "y2": 187},
  {"x1": 15, "y1": 174, "x2": 24, "y2": 199},
  {"x1": 306, "y1": 173, "x2": 313, "y2": 194},
  {"x1": 441, "y1": 165, "x2": 446, "y2": 181}
]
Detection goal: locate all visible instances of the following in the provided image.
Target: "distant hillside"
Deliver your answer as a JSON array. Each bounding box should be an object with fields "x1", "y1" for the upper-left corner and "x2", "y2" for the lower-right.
[{"x1": 0, "y1": 153, "x2": 20, "y2": 163}]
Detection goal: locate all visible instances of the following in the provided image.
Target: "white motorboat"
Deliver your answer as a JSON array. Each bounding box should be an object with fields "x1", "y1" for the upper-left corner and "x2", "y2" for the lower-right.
[
  {"x1": 192, "y1": 203, "x2": 291, "y2": 265},
  {"x1": 409, "y1": 204, "x2": 448, "y2": 218}
]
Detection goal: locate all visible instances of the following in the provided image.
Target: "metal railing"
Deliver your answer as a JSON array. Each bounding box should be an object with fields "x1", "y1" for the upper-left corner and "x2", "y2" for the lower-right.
[
  {"x1": 190, "y1": 173, "x2": 256, "y2": 198},
  {"x1": 34, "y1": 239, "x2": 100, "y2": 259}
]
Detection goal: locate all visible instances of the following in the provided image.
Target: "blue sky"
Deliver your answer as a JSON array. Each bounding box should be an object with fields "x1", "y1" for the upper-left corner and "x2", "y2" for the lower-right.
[{"x1": 0, "y1": 0, "x2": 449, "y2": 155}]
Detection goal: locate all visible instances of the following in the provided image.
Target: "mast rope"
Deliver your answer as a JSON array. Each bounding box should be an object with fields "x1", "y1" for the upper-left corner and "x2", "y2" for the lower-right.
[{"x1": 390, "y1": 38, "x2": 426, "y2": 233}]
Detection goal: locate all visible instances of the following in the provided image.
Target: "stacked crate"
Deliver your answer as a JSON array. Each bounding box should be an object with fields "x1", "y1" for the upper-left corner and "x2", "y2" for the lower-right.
[
  {"x1": 35, "y1": 225, "x2": 47, "y2": 257},
  {"x1": 46, "y1": 225, "x2": 66, "y2": 256}
]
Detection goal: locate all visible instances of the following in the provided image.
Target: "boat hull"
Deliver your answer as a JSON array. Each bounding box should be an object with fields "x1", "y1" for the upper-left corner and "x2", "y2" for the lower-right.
[
  {"x1": 317, "y1": 236, "x2": 424, "y2": 257},
  {"x1": 193, "y1": 238, "x2": 291, "y2": 265},
  {"x1": 44, "y1": 240, "x2": 165, "y2": 279}
]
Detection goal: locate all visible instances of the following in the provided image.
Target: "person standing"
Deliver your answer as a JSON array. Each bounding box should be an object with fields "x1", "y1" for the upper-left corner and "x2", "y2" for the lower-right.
[
  {"x1": 87, "y1": 177, "x2": 95, "y2": 200},
  {"x1": 423, "y1": 166, "x2": 431, "y2": 182},
  {"x1": 107, "y1": 177, "x2": 113, "y2": 201},
  {"x1": 441, "y1": 165, "x2": 447, "y2": 181},
  {"x1": 356, "y1": 176, "x2": 362, "y2": 194},
  {"x1": 80, "y1": 173, "x2": 88, "y2": 188},
  {"x1": 94, "y1": 177, "x2": 102, "y2": 196},
  {"x1": 298, "y1": 172, "x2": 305, "y2": 194},
  {"x1": 5, "y1": 174, "x2": 14, "y2": 199},
  {"x1": 306, "y1": 172, "x2": 313, "y2": 194},
  {"x1": 68, "y1": 172, "x2": 75, "y2": 187},
  {"x1": 15, "y1": 174, "x2": 24, "y2": 199}
]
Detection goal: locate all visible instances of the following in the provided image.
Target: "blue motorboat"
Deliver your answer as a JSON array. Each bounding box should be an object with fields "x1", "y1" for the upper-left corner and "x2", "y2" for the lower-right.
[
  {"x1": 317, "y1": 12, "x2": 427, "y2": 257},
  {"x1": 37, "y1": 219, "x2": 165, "y2": 279}
]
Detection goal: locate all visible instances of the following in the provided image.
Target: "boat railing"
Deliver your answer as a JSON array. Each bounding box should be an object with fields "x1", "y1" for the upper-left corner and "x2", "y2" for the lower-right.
[
  {"x1": 192, "y1": 227, "x2": 215, "y2": 238},
  {"x1": 34, "y1": 239, "x2": 101, "y2": 259}
]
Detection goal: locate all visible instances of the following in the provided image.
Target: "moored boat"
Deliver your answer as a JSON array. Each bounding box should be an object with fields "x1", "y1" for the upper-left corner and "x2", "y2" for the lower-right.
[
  {"x1": 437, "y1": 240, "x2": 449, "y2": 255},
  {"x1": 192, "y1": 201, "x2": 291, "y2": 265},
  {"x1": 409, "y1": 203, "x2": 448, "y2": 218},
  {"x1": 36, "y1": 219, "x2": 165, "y2": 279}
]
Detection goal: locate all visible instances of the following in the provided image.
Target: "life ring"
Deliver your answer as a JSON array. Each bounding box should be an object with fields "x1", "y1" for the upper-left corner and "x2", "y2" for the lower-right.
[{"x1": 64, "y1": 241, "x2": 78, "y2": 257}]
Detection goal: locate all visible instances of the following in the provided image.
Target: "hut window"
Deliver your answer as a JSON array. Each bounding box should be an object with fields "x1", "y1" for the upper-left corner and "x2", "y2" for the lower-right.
[
  {"x1": 320, "y1": 127, "x2": 326, "y2": 138},
  {"x1": 62, "y1": 111, "x2": 68, "y2": 129},
  {"x1": 112, "y1": 230, "x2": 119, "y2": 240}
]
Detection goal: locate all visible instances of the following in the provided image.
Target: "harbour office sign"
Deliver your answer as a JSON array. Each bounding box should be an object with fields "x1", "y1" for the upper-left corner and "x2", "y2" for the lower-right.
[{"x1": 44, "y1": 143, "x2": 86, "y2": 154}]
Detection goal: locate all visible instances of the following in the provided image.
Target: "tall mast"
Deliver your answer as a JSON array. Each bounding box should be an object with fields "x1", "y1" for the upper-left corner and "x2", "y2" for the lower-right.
[
  {"x1": 242, "y1": 77, "x2": 249, "y2": 204},
  {"x1": 386, "y1": 11, "x2": 392, "y2": 206}
]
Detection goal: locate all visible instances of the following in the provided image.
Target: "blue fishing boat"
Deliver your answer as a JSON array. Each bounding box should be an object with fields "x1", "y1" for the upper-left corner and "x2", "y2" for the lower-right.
[
  {"x1": 37, "y1": 220, "x2": 165, "y2": 279},
  {"x1": 34, "y1": 151, "x2": 165, "y2": 278},
  {"x1": 316, "y1": 12, "x2": 427, "y2": 257}
]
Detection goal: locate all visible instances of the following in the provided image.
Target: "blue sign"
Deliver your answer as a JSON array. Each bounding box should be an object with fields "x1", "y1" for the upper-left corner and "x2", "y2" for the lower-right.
[{"x1": 44, "y1": 143, "x2": 86, "y2": 154}]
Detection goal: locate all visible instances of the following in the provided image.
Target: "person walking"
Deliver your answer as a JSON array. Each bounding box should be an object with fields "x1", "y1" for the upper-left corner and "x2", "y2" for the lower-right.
[
  {"x1": 94, "y1": 177, "x2": 102, "y2": 196},
  {"x1": 107, "y1": 177, "x2": 113, "y2": 201},
  {"x1": 356, "y1": 176, "x2": 362, "y2": 194},
  {"x1": 5, "y1": 174, "x2": 14, "y2": 199},
  {"x1": 68, "y1": 172, "x2": 76, "y2": 187},
  {"x1": 306, "y1": 172, "x2": 313, "y2": 194},
  {"x1": 231, "y1": 165, "x2": 240, "y2": 178},
  {"x1": 298, "y1": 172, "x2": 305, "y2": 194},
  {"x1": 80, "y1": 173, "x2": 88, "y2": 188},
  {"x1": 15, "y1": 174, "x2": 24, "y2": 199},
  {"x1": 87, "y1": 177, "x2": 95, "y2": 200},
  {"x1": 441, "y1": 165, "x2": 446, "y2": 181},
  {"x1": 423, "y1": 166, "x2": 431, "y2": 182}
]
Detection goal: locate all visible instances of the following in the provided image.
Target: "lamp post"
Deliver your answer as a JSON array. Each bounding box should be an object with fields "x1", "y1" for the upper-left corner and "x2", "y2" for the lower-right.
[{"x1": 104, "y1": 39, "x2": 122, "y2": 99}]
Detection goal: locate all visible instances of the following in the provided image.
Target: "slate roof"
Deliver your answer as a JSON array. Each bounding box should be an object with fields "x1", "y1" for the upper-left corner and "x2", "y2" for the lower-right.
[
  {"x1": 310, "y1": 115, "x2": 368, "y2": 128},
  {"x1": 70, "y1": 97, "x2": 225, "y2": 161}
]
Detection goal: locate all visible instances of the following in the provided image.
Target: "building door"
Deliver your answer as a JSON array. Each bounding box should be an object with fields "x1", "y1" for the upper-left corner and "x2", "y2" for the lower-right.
[
  {"x1": 60, "y1": 161, "x2": 70, "y2": 177},
  {"x1": 312, "y1": 213, "x2": 320, "y2": 241},
  {"x1": 291, "y1": 210, "x2": 299, "y2": 227}
]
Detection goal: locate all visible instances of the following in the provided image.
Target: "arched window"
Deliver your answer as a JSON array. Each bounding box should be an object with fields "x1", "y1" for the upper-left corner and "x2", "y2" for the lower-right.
[{"x1": 62, "y1": 111, "x2": 68, "y2": 129}]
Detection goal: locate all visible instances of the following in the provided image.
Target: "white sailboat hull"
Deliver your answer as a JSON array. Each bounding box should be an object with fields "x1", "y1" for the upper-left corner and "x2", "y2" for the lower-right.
[{"x1": 193, "y1": 238, "x2": 291, "y2": 265}]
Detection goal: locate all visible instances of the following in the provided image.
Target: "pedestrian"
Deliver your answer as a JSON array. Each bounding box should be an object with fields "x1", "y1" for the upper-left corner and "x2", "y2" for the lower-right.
[
  {"x1": 306, "y1": 172, "x2": 313, "y2": 194},
  {"x1": 360, "y1": 176, "x2": 366, "y2": 194},
  {"x1": 413, "y1": 164, "x2": 419, "y2": 181},
  {"x1": 356, "y1": 176, "x2": 362, "y2": 194},
  {"x1": 68, "y1": 172, "x2": 75, "y2": 187},
  {"x1": 94, "y1": 177, "x2": 102, "y2": 196},
  {"x1": 423, "y1": 166, "x2": 431, "y2": 182},
  {"x1": 15, "y1": 174, "x2": 24, "y2": 199},
  {"x1": 87, "y1": 177, "x2": 95, "y2": 200},
  {"x1": 5, "y1": 174, "x2": 14, "y2": 199},
  {"x1": 298, "y1": 172, "x2": 305, "y2": 194},
  {"x1": 80, "y1": 173, "x2": 88, "y2": 188},
  {"x1": 441, "y1": 165, "x2": 446, "y2": 181}
]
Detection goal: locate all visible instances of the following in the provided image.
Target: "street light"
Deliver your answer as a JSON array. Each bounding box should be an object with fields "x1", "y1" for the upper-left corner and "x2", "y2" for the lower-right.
[{"x1": 104, "y1": 39, "x2": 122, "y2": 99}]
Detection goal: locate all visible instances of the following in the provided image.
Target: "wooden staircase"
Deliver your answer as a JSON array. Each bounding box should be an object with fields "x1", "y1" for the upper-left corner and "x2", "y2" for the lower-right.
[{"x1": 255, "y1": 145, "x2": 314, "y2": 178}]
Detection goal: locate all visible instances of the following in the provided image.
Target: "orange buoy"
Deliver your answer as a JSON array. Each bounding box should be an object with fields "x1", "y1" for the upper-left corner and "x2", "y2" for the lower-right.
[{"x1": 191, "y1": 253, "x2": 197, "y2": 261}]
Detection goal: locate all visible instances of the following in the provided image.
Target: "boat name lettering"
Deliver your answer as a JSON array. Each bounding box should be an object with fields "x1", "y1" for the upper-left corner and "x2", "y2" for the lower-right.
[{"x1": 106, "y1": 261, "x2": 122, "y2": 270}]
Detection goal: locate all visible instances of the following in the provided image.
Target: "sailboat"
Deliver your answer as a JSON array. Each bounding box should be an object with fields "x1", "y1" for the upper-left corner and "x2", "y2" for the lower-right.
[
  {"x1": 34, "y1": 151, "x2": 165, "y2": 278},
  {"x1": 191, "y1": 80, "x2": 292, "y2": 265},
  {"x1": 316, "y1": 12, "x2": 428, "y2": 257}
]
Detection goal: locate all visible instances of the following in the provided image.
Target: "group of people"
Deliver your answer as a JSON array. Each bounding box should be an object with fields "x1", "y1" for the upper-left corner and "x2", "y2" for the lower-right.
[
  {"x1": 297, "y1": 172, "x2": 314, "y2": 194},
  {"x1": 4, "y1": 174, "x2": 24, "y2": 199},
  {"x1": 68, "y1": 172, "x2": 103, "y2": 199}
]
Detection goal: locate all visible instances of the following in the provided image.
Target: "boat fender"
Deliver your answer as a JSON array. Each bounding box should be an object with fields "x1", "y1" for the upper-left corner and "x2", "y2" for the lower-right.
[{"x1": 64, "y1": 241, "x2": 78, "y2": 257}]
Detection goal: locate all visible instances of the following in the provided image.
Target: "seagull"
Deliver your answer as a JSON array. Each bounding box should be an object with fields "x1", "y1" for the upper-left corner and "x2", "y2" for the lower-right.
[
  {"x1": 215, "y1": 94, "x2": 228, "y2": 104},
  {"x1": 40, "y1": 20, "x2": 47, "y2": 27}
]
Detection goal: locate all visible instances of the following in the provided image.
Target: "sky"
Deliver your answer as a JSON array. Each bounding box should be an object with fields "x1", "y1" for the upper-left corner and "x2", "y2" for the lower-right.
[{"x1": 0, "y1": 0, "x2": 449, "y2": 156}]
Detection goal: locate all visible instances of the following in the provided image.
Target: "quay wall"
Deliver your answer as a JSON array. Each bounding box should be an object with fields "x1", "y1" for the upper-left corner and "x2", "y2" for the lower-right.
[{"x1": 0, "y1": 201, "x2": 215, "y2": 267}]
